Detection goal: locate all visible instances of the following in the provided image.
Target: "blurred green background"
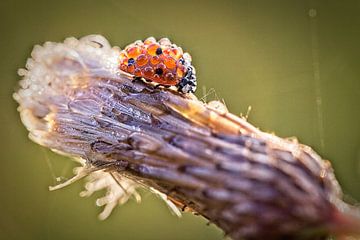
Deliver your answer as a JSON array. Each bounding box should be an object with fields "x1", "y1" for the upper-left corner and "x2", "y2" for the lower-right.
[{"x1": 1, "y1": 0, "x2": 359, "y2": 239}]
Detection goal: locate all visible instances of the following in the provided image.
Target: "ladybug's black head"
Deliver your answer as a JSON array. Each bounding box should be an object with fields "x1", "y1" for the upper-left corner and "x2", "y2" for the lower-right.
[
  {"x1": 177, "y1": 53, "x2": 197, "y2": 94},
  {"x1": 177, "y1": 65, "x2": 197, "y2": 93}
]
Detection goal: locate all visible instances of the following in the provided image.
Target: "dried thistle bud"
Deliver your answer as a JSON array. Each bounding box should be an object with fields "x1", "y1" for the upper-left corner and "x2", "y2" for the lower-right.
[{"x1": 14, "y1": 35, "x2": 360, "y2": 240}]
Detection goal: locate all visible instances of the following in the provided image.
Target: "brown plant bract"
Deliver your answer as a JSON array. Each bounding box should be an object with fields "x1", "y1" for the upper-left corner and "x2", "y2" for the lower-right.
[{"x1": 14, "y1": 35, "x2": 360, "y2": 240}]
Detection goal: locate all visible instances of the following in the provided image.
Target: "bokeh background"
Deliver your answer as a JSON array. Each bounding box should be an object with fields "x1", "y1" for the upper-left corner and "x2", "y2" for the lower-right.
[{"x1": 1, "y1": 0, "x2": 359, "y2": 239}]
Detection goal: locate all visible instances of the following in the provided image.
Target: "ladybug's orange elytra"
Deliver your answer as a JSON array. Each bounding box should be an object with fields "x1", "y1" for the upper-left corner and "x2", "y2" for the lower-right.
[{"x1": 119, "y1": 37, "x2": 197, "y2": 93}]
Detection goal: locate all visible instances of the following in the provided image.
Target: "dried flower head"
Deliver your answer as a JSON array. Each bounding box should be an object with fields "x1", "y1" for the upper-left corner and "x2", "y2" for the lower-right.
[{"x1": 14, "y1": 35, "x2": 360, "y2": 240}]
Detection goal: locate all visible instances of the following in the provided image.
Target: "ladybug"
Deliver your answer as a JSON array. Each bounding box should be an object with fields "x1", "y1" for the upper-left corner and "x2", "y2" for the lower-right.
[{"x1": 119, "y1": 37, "x2": 197, "y2": 93}]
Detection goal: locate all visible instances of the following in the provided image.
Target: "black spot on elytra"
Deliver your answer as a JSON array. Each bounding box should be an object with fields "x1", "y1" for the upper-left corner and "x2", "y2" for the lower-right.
[
  {"x1": 128, "y1": 58, "x2": 135, "y2": 66},
  {"x1": 155, "y1": 68, "x2": 163, "y2": 75},
  {"x1": 155, "y1": 48, "x2": 162, "y2": 55}
]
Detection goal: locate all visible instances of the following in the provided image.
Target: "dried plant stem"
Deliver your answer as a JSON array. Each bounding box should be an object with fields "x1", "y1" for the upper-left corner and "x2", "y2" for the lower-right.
[{"x1": 14, "y1": 35, "x2": 359, "y2": 240}]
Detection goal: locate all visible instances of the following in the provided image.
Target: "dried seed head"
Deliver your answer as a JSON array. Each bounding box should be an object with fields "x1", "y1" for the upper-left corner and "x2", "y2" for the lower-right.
[{"x1": 14, "y1": 35, "x2": 360, "y2": 240}]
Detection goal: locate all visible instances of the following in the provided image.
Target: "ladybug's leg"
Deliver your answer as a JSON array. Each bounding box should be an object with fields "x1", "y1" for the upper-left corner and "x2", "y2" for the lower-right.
[
  {"x1": 132, "y1": 76, "x2": 142, "y2": 83},
  {"x1": 154, "y1": 85, "x2": 171, "y2": 90},
  {"x1": 154, "y1": 84, "x2": 161, "y2": 89}
]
